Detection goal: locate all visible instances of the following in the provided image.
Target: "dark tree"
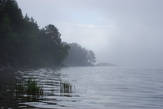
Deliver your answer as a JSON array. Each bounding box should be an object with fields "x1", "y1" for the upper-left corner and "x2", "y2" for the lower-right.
[
  {"x1": 0, "y1": 0, "x2": 70, "y2": 67},
  {"x1": 0, "y1": 0, "x2": 96, "y2": 68}
]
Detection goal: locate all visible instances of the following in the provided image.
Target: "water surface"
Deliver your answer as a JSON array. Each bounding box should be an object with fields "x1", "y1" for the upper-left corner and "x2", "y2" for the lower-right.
[{"x1": 15, "y1": 66, "x2": 163, "y2": 109}]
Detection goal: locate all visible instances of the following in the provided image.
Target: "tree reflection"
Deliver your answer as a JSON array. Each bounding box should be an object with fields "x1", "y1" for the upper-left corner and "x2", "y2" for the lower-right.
[{"x1": 0, "y1": 69, "x2": 18, "y2": 108}]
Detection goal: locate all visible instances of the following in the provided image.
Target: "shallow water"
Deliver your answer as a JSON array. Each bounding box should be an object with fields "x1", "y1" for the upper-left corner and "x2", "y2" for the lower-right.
[{"x1": 3, "y1": 66, "x2": 163, "y2": 109}]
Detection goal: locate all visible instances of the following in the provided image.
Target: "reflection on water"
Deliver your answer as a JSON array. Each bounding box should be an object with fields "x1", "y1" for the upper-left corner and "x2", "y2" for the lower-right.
[
  {"x1": 0, "y1": 69, "x2": 17, "y2": 109},
  {"x1": 15, "y1": 68, "x2": 75, "y2": 108},
  {"x1": 1, "y1": 67, "x2": 163, "y2": 109}
]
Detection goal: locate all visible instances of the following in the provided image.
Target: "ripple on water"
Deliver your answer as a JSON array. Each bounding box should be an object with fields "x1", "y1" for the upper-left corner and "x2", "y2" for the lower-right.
[{"x1": 16, "y1": 67, "x2": 163, "y2": 109}]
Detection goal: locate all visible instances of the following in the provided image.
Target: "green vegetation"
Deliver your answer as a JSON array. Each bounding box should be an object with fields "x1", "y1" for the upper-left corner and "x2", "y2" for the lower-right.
[
  {"x1": 16, "y1": 78, "x2": 43, "y2": 96},
  {"x1": 0, "y1": 0, "x2": 96, "y2": 67},
  {"x1": 0, "y1": 0, "x2": 69, "y2": 67},
  {"x1": 26, "y1": 79, "x2": 43, "y2": 95}
]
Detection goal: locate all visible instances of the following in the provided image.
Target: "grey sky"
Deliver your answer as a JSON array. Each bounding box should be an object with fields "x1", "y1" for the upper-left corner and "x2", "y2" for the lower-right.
[{"x1": 17, "y1": 0, "x2": 163, "y2": 67}]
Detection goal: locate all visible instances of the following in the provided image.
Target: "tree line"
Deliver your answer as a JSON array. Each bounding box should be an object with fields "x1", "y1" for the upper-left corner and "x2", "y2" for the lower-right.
[
  {"x1": 63, "y1": 43, "x2": 96, "y2": 66},
  {"x1": 0, "y1": 0, "x2": 96, "y2": 68}
]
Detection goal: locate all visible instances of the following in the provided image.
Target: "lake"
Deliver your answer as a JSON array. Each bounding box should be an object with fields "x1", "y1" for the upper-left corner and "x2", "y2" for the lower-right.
[{"x1": 1, "y1": 66, "x2": 163, "y2": 109}]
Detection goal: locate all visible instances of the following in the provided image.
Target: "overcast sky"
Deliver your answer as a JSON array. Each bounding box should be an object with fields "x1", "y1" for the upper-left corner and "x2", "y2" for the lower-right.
[{"x1": 17, "y1": 0, "x2": 163, "y2": 68}]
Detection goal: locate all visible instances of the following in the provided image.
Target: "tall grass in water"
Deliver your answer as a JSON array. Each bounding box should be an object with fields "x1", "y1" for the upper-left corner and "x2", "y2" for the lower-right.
[{"x1": 16, "y1": 78, "x2": 43, "y2": 100}]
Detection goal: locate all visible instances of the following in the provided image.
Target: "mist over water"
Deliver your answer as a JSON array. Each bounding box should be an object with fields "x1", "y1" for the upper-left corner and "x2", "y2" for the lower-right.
[
  {"x1": 0, "y1": 0, "x2": 163, "y2": 109},
  {"x1": 17, "y1": 0, "x2": 163, "y2": 68}
]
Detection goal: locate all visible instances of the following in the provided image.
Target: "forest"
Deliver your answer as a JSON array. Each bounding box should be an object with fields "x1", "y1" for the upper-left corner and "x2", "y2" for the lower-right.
[{"x1": 0, "y1": 0, "x2": 96, "y2": 68}]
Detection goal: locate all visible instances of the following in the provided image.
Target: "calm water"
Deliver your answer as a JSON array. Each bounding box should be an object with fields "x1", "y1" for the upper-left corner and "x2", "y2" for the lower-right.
[{"x1": 14, "y1": 67, "x2": 163, "y2": 109}]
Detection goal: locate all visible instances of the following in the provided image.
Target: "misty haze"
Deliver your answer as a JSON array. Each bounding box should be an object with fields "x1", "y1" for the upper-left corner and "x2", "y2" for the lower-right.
[{"x1": 0, "y1": 0, "x2": 163, "y2": 109}]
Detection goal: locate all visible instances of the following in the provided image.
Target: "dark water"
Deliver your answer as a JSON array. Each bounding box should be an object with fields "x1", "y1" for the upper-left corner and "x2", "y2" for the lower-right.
[{"x1": 1, "y1": 66, "x2": 163, "y2": 109}]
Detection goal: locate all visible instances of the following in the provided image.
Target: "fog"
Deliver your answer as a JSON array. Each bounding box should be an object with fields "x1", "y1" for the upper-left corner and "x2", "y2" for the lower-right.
[{"x1": 17, "y1": 0, "x2": 163, "y2": 68}]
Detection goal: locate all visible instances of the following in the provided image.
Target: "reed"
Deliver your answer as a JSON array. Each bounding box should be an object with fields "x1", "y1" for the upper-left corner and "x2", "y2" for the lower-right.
[{"x1": 16, "y1": 78, "x2": 43, "y2": 96}]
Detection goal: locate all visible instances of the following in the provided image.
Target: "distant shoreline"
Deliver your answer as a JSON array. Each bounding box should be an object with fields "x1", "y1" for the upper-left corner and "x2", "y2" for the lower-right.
[{"x1": 95, "y1": 63, "x2": 116, "y2": 67}]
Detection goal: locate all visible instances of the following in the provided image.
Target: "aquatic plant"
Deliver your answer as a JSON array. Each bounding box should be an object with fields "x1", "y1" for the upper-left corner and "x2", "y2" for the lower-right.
[
  {"x1": 26, "y1": 79, "x2": 43, "y2": 95},
  {"x1": 60, "y1": 81, "x2": 72, "y2": 93},
  {"x1": 16, "y1": 78, "x2": 43, "y2": 96}
]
